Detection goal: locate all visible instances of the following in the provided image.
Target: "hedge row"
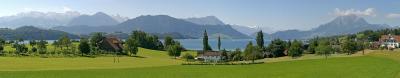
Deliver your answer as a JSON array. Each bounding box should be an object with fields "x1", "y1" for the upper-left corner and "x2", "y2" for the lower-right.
[{"x1": 182, "y1": 62, "x2": 264, "y2": 65}]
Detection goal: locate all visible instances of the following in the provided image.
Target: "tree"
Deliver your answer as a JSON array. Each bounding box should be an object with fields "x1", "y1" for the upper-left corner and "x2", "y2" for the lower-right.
[
  {"x1": 315, "y1": 40, "x2": 332, "y2": 59},
  {"x1": 221, "y1": 49, "x2": 228, "y2": 62},
  {"x1": 288, "y1": 40, "x2": 303, "y2": 58},
  {"x1": 218, "y1": 35, "x2": 221, "y2": 51},
  {"x1": 266, "y1": 39, "x2": 286, "y2": 57},
  {"x1": 356, "y1": 33, "x2": 368, "y2": 55},
  {"x1": 58, "y1": 34, "x2": 72, "y2": 50},
  {"x1": 58, "y1": 34, "x2": 72, "y2": 54},
  {"x1": 164, "y1": 36, "x2": 174, "y2": 48},
  {"x1": 307, "y1": 38, "x2": 319, "y2": 54},
  {"x1": 0, "y1": 37, "x2": 5, "y2": 54},
  {"x1": 37, "y1": 39, "x2": 47, "y2": 54},
  {"x1": 13, "y1": 43, "x2": 28, "y2": 55},
  {"x1": 79, "y1": 37, "x2": 91, "y2": 56},
  {"x1": 124, "y1": 38, "x2": 138, "y2": 56},
  {"x1": 31, "y1": 47, "x2": 37, "y2": 53},
  {"x1": 203, "y1": 30, "x2": 212, "y2": 51},
  {"x1": 340, "y1": 37, "x2": 357, "y2": 55},
  {"x1": 256, "y1": 30, "x2": 264, "y2": 48},
  {"x1": 0, "y1": 45, "x2": 3, "y2": 55},
  {"x1": 230, "y1": 48, "x2": 242, "y2": 61},
  {"x1": 182, "y1": 53, "x2": 194, "y2": 61},
  {"x1": 0, "y1": 38, "x2": 5, "y2": 45},
  {"x1": 167, "y1": 43, "x2": 182, "y2": 58},
  {"x1": 130, "y1": 31, "x2": 164, "y2": 50},
  {"x1": 90, "y1": 32, "x2": 105, "y2": 52},
  {"x1": 29, "y1": 40, "x2": 37, "y2": 47},
  {"x1": 244, "y1": 41, "x2": 257, "y2": 63}
]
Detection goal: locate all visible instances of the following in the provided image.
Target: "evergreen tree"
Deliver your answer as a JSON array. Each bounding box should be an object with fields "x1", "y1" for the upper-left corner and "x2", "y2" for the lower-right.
[
  {"x1": 218, "y1": 35, "x2": 221, "y2": 51},
  {"x1": 203, "y1": 30, "x2": 212, "y2": 51},
  {"x1": 256, "y1": 30, "x2": 264, "y2": 48}
]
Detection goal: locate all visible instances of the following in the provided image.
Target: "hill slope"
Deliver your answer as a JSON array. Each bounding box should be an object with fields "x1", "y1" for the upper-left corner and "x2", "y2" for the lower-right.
[
  {"x1": 53, "y1": 15, "x2": 250, "y2": 39},
  {"x1": 67, "y1": 12, "x2": 119, "y2": 26},
  {"x1": 271, "y1": 15, "x2": 391, "y2": 39},
  {"x1": 0, "y1": 26, "x2": 79, "y2": 40}
]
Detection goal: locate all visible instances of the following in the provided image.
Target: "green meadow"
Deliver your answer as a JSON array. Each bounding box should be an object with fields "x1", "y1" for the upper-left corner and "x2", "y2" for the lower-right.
[{"x1": 0, "y1": 49, "x2": 400, "y2": 78}]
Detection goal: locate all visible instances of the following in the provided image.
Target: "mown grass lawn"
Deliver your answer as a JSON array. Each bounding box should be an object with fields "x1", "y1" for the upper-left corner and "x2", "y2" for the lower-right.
[
  {"x1": 0, "y1": 49, "x2": 400, "y2": 78},
  {"x1": 0, "y1": 48, "x2": 195, "y2": 71}
]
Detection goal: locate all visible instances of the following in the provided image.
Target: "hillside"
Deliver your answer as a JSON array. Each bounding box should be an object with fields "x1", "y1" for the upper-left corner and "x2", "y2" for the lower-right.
[
  {"x1": 183, "y1": 16, "x2": 225, "y2": 25},
  {"x1": 53, "y1": 15, "x2": 250, "y2": 39},
  {"x1": 0, "y1": 26, "x2": 79, "y2": 40},
  {"x1": 271, "y1": 15, "x2": 391, "y2": 40},
  {"x1": 67, "y1": 12, "x2": 119, "y2": 26}
]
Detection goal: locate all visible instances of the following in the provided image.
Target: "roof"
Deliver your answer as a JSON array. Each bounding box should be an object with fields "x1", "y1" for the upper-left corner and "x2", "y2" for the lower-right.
[
  {"x1": 379, "y1": 35, "x2": 400, "y2": 43},
  {"x1": 199, "y1": 51, "x2": 222, "y2": 57},
  {"x1": 102, "y1": 36, "x2": 123, "y2": 52}
]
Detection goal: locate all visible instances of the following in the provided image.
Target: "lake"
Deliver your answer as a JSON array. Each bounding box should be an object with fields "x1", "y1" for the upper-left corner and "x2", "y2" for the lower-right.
[
  {"x1": 174, "y1": 39, "x2": 270, "y2": 51},
  {"x1": 20, "y1": 39, "x2": 270, "y2": 51}
]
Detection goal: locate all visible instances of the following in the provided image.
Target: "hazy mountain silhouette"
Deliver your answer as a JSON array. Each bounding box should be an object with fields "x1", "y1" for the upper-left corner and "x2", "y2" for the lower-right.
[
  {"x1": 271, "y1": 15, "x2": 391, "y2": 39},
  {"x1": 183, "y1": 16, "x2": 225, "y2": 25},
  {"x1": 0, "y1": 26, "x2": 79, "y2": 40},
  {"x1": 0, "y1": 11, "x2": 80, "y2": 28},
  {"x1": 53, "y1": 15, "x2": 250, "y2": 39},
  {"x1": 67, "y1": 12, "x2": 119, "y2": 26}
]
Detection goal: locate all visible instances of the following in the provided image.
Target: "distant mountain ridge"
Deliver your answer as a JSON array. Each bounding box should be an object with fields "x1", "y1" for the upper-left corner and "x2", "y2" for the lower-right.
[
  {"x1": 53, "y1": 15, "x2": 250, "y2": 39},
  {"x1": 0, "y1": 26, "x2": 79, "y2": 40},
  {"x1": 0, "y1": 11, "x2": 81, "y2": 28},
  {"x1": 270, "y1": 15, "x2": 392, "y2": 40},
  {"x1": 183, "y1": 16, "x2": 225, "y2": 25},
  {"x1": 67, "y1": 12, "x2": 119, "y2": 26},
  {"x1": 183, "y1": 16, "x2": 276, "y2": 36},
  {"x1": 0, "y1": 11, "x2": 128, "y2": 28}
]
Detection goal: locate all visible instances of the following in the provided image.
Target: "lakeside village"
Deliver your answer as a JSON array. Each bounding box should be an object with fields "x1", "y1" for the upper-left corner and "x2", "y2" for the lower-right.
[{"x1": 0, "y1": 28, "x2": 399, "y2": 65}]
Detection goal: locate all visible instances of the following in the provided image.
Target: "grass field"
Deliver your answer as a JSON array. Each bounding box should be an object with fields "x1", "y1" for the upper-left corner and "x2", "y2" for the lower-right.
[
  {"x1": 1, "y1": 49, "x2": 400, "y2": 78},
  {"x1": 0, "y1": 48, "x2": 195, "y2": 71}
]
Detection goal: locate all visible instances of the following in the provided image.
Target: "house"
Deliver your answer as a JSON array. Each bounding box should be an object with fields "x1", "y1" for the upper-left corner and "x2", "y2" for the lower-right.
[
  {"x1": 99, "y1": 36, "x2": 124, "y2": 53},
  {"x1": 196, "y1": 51, "x2": 222, "y2": 62},
  {"x1": 379, "y1": 34, "x2": 400, "y2": 49}
]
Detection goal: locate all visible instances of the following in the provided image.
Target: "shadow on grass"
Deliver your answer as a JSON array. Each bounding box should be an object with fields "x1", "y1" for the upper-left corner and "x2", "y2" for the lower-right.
[{"x1": 132, "y1": 56, "x2": 147, "y2": 58}]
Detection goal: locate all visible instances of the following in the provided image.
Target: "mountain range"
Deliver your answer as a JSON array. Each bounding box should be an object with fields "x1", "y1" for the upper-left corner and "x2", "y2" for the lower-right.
[
  {"x1": 270, "y1": 15, "x2": 392, "y2": 40},
  {"x1": 0, "y1": 11, "x2": 394, "y2": 40},
  {"x1": 0, "y1": 11, "x2": 128, "y2": 28},
  {"x1": 53, "y1": 15, "x2": 251, "y2": 39},
  {"x1": 0, "y1": 26, "x2": 79, "y2": 40},
  {"x1": 67, "y1": 12, "x2": 120, "y2": 26}
]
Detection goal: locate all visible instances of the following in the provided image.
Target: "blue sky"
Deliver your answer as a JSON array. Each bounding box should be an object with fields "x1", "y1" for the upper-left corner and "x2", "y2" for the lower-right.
[{"x1": 0, "y1": 0, "x2": 400, "y2": 31}]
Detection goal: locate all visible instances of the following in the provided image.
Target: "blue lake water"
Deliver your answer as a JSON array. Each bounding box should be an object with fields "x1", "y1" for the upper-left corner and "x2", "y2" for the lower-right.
[
  {"x1": 22, "y1": 39, "x2": 269, "y2": 51},
  {"x1": 174, "y1": 39, "x2": 270, "y2": 50}
]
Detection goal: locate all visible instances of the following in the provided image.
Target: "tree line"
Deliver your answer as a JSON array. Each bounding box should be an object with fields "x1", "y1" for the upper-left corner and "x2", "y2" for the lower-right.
[{"x1": 0, "y1": 30, "x2": 184, "y2": 57}]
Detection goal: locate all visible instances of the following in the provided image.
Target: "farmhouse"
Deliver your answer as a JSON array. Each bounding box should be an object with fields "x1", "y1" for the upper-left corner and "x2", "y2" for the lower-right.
[
  {"x1": 379, "y1": 34, "x2": 400, "y2": 49},
  {"x1": 196, "y1": 51, "x2": 222, "y2": 62},
  {"x1": 99, "y1": 36, "x2": 124, "y2": 52}
]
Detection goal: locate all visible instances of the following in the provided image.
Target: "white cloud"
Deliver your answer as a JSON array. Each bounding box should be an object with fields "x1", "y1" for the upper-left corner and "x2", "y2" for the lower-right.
[
  {"x1": 386, "y1": 13, "x2": 400, "y2": 18},
  {"x1": 63, "y1": 6, "x2": 73, "y2": 12},
  {"x1": 333, "y1": 8, "x2": 376, "y2": 17}
]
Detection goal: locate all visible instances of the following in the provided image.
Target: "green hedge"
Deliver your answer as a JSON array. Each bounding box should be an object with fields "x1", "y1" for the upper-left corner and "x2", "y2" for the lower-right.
[{"x1": 182, "y1": 62, "x2": 264, "y2": 65}]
